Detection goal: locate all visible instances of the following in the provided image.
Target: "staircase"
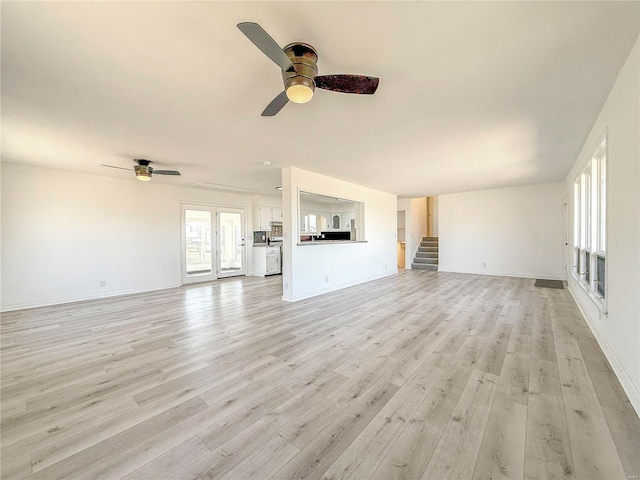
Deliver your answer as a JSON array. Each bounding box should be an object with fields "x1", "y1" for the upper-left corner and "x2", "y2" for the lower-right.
[{"x1": 412, "y1": 236, "x2": 438, "y2": 271}]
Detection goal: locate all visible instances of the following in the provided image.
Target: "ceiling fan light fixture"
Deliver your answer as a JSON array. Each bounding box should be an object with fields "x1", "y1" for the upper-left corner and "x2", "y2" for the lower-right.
[
  {"x1": 134, "y1": 165, "x2": 152, "y2": 181},
  {"x1": 285, "y1": 77, "x2": 314, "y2": 104}
]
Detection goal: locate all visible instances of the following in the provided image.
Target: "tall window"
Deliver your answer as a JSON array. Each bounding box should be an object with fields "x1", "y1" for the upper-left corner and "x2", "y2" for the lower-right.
[
  {"x1": 574, "y1": 136, "x2": 606, "y2": 300},
  {"x1": 302, "y1": 213, "x2": 322, "y2": 233}
]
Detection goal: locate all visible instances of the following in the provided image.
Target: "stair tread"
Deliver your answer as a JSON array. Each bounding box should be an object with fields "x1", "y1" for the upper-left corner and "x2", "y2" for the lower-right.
[
  {"x1": 414, "y1": 236, "x2": 439, "y2": 270},
  {"x1": 411, "y1": 263, "x2": 438, "y2": 271}
]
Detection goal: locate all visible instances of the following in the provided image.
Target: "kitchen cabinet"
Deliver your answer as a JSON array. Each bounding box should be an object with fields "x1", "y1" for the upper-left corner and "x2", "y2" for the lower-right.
[
  {"x1": 259, "y1": 208, "x2": 272, "y2": 230},
  {"x1": 258, "y1": 207, "x2": 283, "y2": 230},
  {"x1": 266, "y1": 252, "x2": 280, "y2": 275},
  {"x1": 253, "y1": 246, "x2": 281, "y2": 277}
]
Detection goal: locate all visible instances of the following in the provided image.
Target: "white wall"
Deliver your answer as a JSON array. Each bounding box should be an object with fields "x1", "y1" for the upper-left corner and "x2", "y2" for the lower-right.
[
  {"x1": 439, "y1": 183, "x2": 565, "y2": 279},
  {"x1": 565, "y1": 36, "x2": 640, "y2": 414},
  {"x1": 397, "y1": 197, "x2": 427, "y2": 268},
  {"x1": 256, "y1": 195, "x2": 282, "y2": 208},
  {"x1": 282, "y1": 167, "x2": 397, "y2": 302},
  {"x1": 1, "y1": 163, "x2": 253, "y2": 311},
  {"x1": 430, "y1": 196, "x2": 439, "y2": 237}
]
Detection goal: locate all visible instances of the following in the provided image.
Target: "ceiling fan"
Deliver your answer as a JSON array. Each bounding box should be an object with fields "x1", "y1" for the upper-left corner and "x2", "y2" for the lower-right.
[
  {"x1": 237, "y1": 22, "x2": 380, "y2": 116},
  {"x1": 101, "y1": 159, "x2": 181, "y2": 182}
]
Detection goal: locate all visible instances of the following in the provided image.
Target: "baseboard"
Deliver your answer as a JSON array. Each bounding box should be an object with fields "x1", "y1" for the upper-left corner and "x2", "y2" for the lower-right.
[
  {"x1": 437, "y1": 267, "x2": 564, "y2": 281},
  {"x1": 282, "y1": 270, "x2": 398, "y2": 303},
  {"x1": 1, "y1": 283, "x2": 181, "y2": 312},
  {"x1": 567, "y1": 284, "x2": 640, "y2": 417}
]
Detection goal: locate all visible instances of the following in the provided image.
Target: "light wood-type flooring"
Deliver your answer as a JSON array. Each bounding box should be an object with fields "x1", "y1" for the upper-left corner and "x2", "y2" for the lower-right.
[{"x1": 2, "y1": 270, "x2": 639, "y2": 480}]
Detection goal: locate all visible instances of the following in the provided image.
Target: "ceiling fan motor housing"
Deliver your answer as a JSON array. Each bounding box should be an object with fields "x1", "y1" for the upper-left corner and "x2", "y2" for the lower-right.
[
  {"x1": 282, "y1": 43, "x2": 318, "y2": 97},
  {"x1": 133, "y1": 164, "x2": 152, "y2": 180}
]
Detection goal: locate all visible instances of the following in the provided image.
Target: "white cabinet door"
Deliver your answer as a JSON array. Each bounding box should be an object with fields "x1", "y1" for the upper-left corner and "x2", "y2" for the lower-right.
[
  {"x1": 259, "y1": 207, "x2": 282, "y2": 229},
  {"x1": 266, "y1": 254, "x2": 280, "y2": 274},
  {"x1": 259, "y1": 207, "x2": 272, "y2": 230}
]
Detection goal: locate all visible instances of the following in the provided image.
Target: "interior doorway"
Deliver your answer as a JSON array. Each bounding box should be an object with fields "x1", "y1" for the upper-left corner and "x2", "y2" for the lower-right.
[
  {"x1": 181, "y1": 204, "x2": 246, "y2": 285},
  {"x1": 397, "y1": 210, "x2": 406, "y2": 269},
  {"x1": 563, "y1": 192, "x2": 569, "y2": 278},
  {"x1": 427, "y1": 196, "x2": 438, "y2": 237}
]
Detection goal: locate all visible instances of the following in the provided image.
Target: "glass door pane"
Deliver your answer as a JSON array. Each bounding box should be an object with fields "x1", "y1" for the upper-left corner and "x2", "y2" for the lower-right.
[
  {"x1": 218, "y1": 209, "x2": 245, "y2": 278},
  {"x1": 182, "y1": 206, "x2": 216, "y2": 284}
]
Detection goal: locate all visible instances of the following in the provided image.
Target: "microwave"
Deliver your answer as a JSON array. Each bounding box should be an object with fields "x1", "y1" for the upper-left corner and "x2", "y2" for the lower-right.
[{"x1": 253, "y1": 231, "x2": 268, "y2": 244}]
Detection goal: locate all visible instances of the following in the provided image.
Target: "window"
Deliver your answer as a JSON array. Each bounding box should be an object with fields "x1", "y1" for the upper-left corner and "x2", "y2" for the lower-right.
[
  {"x1": 573, "y1": 135, "x2": 606, "y2": 300},
  {"x1": 234, "y1": 225, "x2": 242, "y2": 260},
  {"x1": 308, "y1": 214, "x2": 318, "y2": 233},
  {"x1": 596, "y1": 255, "x2": 605, "y2": 297},
  {"x1": 220, "y1": 226, "x2": 225, "y2": 261},
  {"x1": 303, "y1": 214, "x2": 320, "y2": 232}
]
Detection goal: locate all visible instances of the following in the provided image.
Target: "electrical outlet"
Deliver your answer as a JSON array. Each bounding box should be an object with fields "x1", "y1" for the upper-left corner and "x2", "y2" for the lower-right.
[
  {"x1": 325, "y1": 276, "x2": 329, "y2": 283},
  {"x1": 385, "y1": 264, "x2": 388, "y2": 270},
  {"x1": 99, "y1": 280, "x2": 106, "y2": 287},
  {"x1": 482, "y1": 263, "x2": 487, "y2": 268},
  {"x1": 285, "y1": 282, "x2": 288, "y2": 290}
]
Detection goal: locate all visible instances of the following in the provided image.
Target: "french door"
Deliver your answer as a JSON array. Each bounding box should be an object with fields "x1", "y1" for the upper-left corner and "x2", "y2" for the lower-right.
[
  {"x1": 217, "y1": 208, "x2": 246, "y2": 278},
  {"x1": 181, "y1": 204, "x2": 246, "y2": 285}
]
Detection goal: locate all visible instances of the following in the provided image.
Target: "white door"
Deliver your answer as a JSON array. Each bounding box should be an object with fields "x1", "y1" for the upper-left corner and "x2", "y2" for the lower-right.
[
  {"x1": 181, "y1": 204, "x2": 246, "y2": 284},
  {"x1": 182, "y1": 205, "x2": 216, "y2": 284},
  {"x1": 217, "y1": 208, "x2": 246, "y2": 278}
]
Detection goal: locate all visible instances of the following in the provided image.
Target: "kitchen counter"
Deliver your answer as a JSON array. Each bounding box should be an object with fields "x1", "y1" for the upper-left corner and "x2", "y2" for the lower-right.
[
  {"x1": 253, "y1": 243, "x2": 282, "y2": 247},
  {"x1": 297, "y1": 240, "x2": 368, "y2": 246}
]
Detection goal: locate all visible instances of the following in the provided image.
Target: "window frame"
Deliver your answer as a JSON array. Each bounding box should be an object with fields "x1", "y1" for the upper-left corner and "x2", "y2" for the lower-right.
[{"x1": 572, "y1": 132, "x2": 607, "y2": 311}]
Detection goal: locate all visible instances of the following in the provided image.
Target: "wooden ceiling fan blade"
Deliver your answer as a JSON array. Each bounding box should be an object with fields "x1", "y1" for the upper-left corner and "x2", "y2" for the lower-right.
[
  {"x1": 101, "y1": 164, "x2": 131, "y2": 171},
  {"x1": 237, "y1": 22, "x2": 294, "y2": 72},
  {"x1": 261, "y1": 91, "x2": 289, "y2": 116},
  {"x1": 315, "y1": 75, "x2": 379, "y2": 94},
  {"x1": 152, "y1": 170, "x2": 181, "y2": 176}
]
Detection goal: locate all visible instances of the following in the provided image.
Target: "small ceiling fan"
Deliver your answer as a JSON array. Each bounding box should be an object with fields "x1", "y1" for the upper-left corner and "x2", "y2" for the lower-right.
[
  {"x1": 237, "y1": 22, "x2": 380, "y2": 116},
  {"x1": 101, "y1": 159, "x2": 181, "y2": 182}
]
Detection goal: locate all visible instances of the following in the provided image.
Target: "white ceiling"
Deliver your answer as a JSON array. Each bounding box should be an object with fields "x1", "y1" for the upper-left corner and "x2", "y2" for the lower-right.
[{"x1": 2, "y1": 1, "x2": 638, "y2": 197}]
